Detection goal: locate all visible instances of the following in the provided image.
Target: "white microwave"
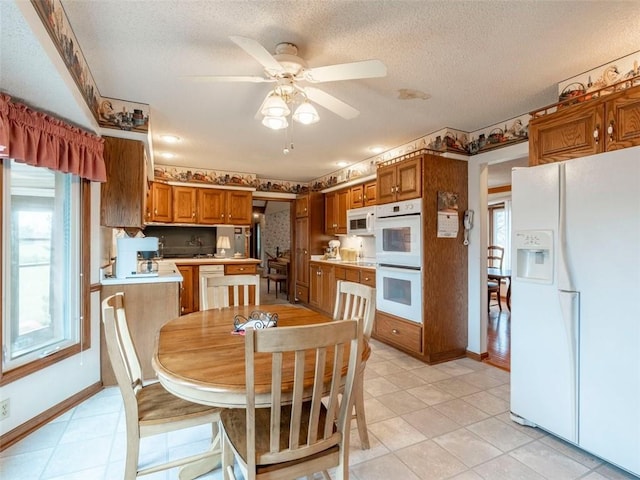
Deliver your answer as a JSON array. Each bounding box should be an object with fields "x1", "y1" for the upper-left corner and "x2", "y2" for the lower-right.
[{"x1": 347, "y1": 206, "x2": 376, "y2": 236}]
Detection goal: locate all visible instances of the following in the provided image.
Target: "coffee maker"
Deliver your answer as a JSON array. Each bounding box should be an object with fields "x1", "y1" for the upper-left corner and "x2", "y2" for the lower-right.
[{"x1": 115, "y1": 237, "x2": 159, "y2": 278}]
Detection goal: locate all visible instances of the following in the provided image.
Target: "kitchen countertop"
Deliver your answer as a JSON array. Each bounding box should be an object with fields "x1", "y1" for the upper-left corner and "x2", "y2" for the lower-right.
[
  {"x1": 158, "y1": 257, "x2": 260, "y2": 265},
  {"x1": 100, "y1": 271, "x2": 183, "y2": 286},
  {"x1": 309, "y1": 256, "x2": 376, "y2": 270}
]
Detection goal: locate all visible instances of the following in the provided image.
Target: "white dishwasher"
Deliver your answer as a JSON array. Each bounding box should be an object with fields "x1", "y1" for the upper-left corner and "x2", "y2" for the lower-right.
[{"x1": 198, "y1": 264, "x2": 225, "y2": 310}]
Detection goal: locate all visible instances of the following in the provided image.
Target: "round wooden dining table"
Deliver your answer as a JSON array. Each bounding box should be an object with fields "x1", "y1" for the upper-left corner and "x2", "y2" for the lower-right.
[{"x1": 152, "y1": 304, "x2": 369, "y2": 409}]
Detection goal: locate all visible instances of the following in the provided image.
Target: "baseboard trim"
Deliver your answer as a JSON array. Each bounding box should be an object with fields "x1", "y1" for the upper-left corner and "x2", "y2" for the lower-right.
[
  {"x1": 466, "y1": 350, "x2": 489, "y2": 362},
  {"x1": 0, "y1": 382, "x2": 103, "y2": 451}
]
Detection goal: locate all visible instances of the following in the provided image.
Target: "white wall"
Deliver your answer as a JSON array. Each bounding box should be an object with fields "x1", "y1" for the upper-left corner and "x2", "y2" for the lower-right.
[
  {"x1": 0, "y1": 183, "x2": 103, "y2": 435},
  {"x1": 466, "y1": 142, "x2": 528, "y2": 356}
]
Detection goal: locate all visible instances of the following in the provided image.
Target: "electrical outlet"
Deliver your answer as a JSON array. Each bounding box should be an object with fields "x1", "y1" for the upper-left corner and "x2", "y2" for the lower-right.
[{"x1": 0, "y1": 398, "x2": 9, "y2": 420}]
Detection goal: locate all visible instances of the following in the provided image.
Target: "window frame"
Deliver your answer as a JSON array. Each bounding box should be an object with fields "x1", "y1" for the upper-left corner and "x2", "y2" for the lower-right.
[
  {"x1": 0, "y1": 159, "x2": 91, "y2": 385},
  {"x1": 488, "y1": 202, "x2": 506, "y2": 248}
]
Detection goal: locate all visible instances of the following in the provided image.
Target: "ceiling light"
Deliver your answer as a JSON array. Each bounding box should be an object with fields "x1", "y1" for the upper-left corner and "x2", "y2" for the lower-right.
[
  {"x1": 369, "y1": 146, "x2": 384, "y2": 154},
  {"x1": 160, "y1": 152, "x2": 175, "y2": 159},
  {"x1": 292, "y1": 102, "x2": 319, "y2": 125},
  {"x1": 336, "y1": 161, "x2": 349, "y2": 167},
  {"x1": 261, "y1": 94, "x2": 290, "y2": 117},
  {"x1": 262, "y1": 115, "x2": 289, "y2": 130},
  {"x1": 160, "y1": 135, "x2": 180, "y2": 143}
]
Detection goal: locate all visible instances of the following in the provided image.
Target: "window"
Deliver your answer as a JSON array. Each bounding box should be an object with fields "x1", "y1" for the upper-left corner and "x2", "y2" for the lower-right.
[
  {"x1": 488, "y1": 202, "x2": 506, "y2": 248},
  {"x1": 1, "y1": 159, "x2": 89, "y2": 380}
]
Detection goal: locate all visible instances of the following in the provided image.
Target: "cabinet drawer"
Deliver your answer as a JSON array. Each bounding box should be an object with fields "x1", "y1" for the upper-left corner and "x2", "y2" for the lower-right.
[
  {"x1": 334, "y1": 266, "x2": 347, "y2": 280},
  {"x1": 345, "y1": 268, "x2": 360, "y2": 283},
  {"x1": 295, "y1": 284, "x2": 309, "y2": 303},
  {"x1": 225, "y1": 264, "x2": 257, "y2": 275},
  {"x1": 360, "y1": 270, "x2": 376, "y2": 287},
  {"x1": 375, "y1": 312, "x2": 422, "y2": 353}
]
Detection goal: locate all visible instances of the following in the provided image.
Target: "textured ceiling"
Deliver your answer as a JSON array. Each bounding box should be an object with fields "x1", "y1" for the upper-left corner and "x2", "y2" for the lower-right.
[{"x1": 2, "y1": 1, "x2": 640, "y2": 183}]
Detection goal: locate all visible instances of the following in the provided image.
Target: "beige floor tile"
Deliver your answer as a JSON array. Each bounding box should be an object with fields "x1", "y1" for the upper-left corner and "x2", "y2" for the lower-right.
[
  {"x1": 363, "y1": 376, "x2": 401, "y2": 397},
  {"x1": 509, "y1": 440, "x2": 590, "y2": 480},
  {"x1": 401, "y1": 407, "x2": 462, "y2": 439},
  {"x1": 461, "y1": 390, "x2": 510, "y2": 416},
  {"x1": 449, "y1": 472, "x2": 484, "y2": 480},
  {"x1": 433, "y1": 428, "x2": 503, "y2": 467},
  {"x1": 466, "y1": 417, "x2": 535, "y2": 452},
  {"x1": 458, "y1": 371, "x2": 506, "y2": 390},
  {"x1": 395, "y1": 439, "x2": 468, "y2": 480},
  {"x1": 384, "y1": 370, "x2": 428, "y2": 390},
  {"x1": 433, "y1": 377, "x2": 483, "y2": 397},
  {"x1": 362, "y1": 397, "x2": 398, "y2": 424},
  {"x1": 390, "y1": 354, "x2": 429, "y2": 370},
  {"x1": 367, "y1": 416, "x2": 427, "y2": 451},
  {"x1": 347, "y1": 428, "x2": 391, "y2": 465},
  {"x1": 433, "y1": 398, "x2": 490, "y2": 426},
  {"x1": 412, "y1": 365, "x2": 452, "y2": 383},
  {"x1": 593, "y1": 463, "x2": 640, "y2": 479},
  {"x1": 495, "y1": 412, "x2": 548, "y2": 440},
  {"x1": 367, "y1": 359, "x2": 408, "y2": 377},
  {"x1": 406, "y1": 384, "x2": 455, "y2": 406},
  {"x1": 350, "y1": 453, "x2": 422, "y2": 480},
  {"x1": 539, "y1": 435, "x2": 603, "y2": 470},
  {"x1": 434, "y1": 361, "x2": 476, "y2": 377},
  {"x1": 473, "y1": 454, "x2": 546, "y2": 479},
  {"x1": 376, "y1": 389, "x2": 429, "y2": 415}
]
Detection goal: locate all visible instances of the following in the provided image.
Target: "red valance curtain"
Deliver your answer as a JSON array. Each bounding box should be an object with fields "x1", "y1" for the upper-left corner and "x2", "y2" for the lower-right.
[{"x1": 0, "y1": 93, "x2": 106, "y2": 182}]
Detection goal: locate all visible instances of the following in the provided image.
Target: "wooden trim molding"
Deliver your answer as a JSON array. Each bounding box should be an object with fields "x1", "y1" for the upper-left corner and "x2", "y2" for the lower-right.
[
  {"x1": 466, "y1": 350, "x2": 489, "y2": 362},
  {"x1": 90, "y1": 283, "x2": 102, "y2": 293},
  {"x1": 488, "y1": 185, "x2": 511, "y2": 195},
  {"x1": 0, "y1": 382, "x2": 103, "y2": 451}
]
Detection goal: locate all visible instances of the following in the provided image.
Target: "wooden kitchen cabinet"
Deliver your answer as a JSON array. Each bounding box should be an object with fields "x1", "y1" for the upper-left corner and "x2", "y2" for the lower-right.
[
  {"x1": 101, "y1": 281, "x2": 180, "y2": 385},
  {"x1": 293, "y1": 193, "x2": 329, "y2": 305},
  {"x1": 529, "y1": 84, "x2": 640, "y2": 165},
  {"x1": 224, "y1": 263, "x2": 257, "y2": 275},
  {"x1": 197, "y1": 188, "x2": 252, "y2": 225},
  {"x1": 375, "y1": 311, "x2": 422, "y2": 354},
  {"x1": 146, "y1": 181, "x2": 172, "y2": 222},
  {"x1": 376, "y1": 156, "x2": 422, "y2": 204},
  {"x1": 309, "y1": 261, "x2": 336, "y2": 315},
  {"x1": 363, "y1": 181, "x2": 377, "y2": 206},
  {"x1": 324, "y1": 188, "x2": 349, "y2": 234},
  {"x1": 350, "y1": 184, "x2": 364, "y2": 208},
  {"x1": 334, "y1": 265, "x2": 376, "y2": 288},
  {"x1": 101, "y1": 136, "x2": 147, "y2": 228},
  {"x1": 176, "y1": 265, "x2": 198, "y2": 315},
  {"x1": 173, "y1": 186, "x2": 197, "y2": 223}
]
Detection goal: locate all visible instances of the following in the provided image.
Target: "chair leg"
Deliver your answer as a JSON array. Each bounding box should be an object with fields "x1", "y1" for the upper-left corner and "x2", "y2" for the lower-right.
[
  {"x1": 124, "y1": 429, "x2": 140, "y2": 480},
  {"x1": 221, "y1": 432, "x2": 235, "y2": 480},
  {"x1": 267, "y1": 278, "x2": 271, "y2": 294},
  {"x1": 354, "y1": 366, "x2": 370, "y2": 449},
  {"x1": 496, "y1": 286, "x2": 502, "y2": 311}
]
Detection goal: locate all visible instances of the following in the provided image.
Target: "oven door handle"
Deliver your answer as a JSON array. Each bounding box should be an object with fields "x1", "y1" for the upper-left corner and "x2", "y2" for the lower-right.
[{"x1": 378, "y1": 264, "x2": 421, "y2": 272}]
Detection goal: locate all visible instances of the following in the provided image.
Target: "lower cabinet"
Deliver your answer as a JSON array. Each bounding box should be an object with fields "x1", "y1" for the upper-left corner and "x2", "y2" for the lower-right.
[
  {"x1": 374, "y1": 311, "x2": 422, "y2": 354},
  {"x1": 101, "y1": 281, "x2": 180, "y2": 385},
  {"x1": 177, "y1": 265, "x2": 198, "y2": 315},
  {"x1": 309, "y1": 262, "x2": 336, "y2": 316}
]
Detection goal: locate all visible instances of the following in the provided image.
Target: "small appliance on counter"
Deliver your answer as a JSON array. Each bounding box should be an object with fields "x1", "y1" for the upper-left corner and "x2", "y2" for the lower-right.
[
  {"x1": 115, "y1": 237, "x2": 160, "y2": 279},
  {"x1": 326, "y1": 239, "x2": 341, "y2": 260}
]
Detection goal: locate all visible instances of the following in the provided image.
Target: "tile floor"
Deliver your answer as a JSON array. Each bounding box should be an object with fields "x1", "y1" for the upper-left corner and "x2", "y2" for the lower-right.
[{"x1": 1, "y1": 339, "x2": 638, "y2": 480}]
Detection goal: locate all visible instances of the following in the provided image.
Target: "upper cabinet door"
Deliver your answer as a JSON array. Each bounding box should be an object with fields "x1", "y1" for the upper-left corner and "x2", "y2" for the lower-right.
[
  {"x1": 197, "y1": 188, "x2": 226, "y2": 224},
  {"x1": 173, "y1": 186, "x2": 197, "y2": 223},
  {"x1": 363, "y1": 181, "x2": 377, "y2": 206},
  {"x1": 605, "y1": 87, "x2": 640, "y2": 151},
  {"x1": 147, "y1": 182, "x2": 173, "y2": 222},
  {"x1": 101, "y1": 136, "x2": 146, "y2": 228},
  {"x1": 376, "y1": 164, "x2": 396, "y2": 204},
  {"x1": 396, "y1": 157, "x2": 422, "y2": 201},
  {"x1": 227, "y1": 190, "x2": 252, "y2": 225}
]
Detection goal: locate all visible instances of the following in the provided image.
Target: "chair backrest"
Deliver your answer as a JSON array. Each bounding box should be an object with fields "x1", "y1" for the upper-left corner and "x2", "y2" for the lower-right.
[
  {"x1": 101, "y1": 293, "x2": 142, "y2": 415},
  {"x1": 243, "y1": 320, "x2": 362, "y2": 471},
  {"x1": 488, "y1": 245, "x2": 504, "y2": 269},
  {"x1": 333, "y1": 280, "x2": 376, "y2": 339},
  {"x1": 200, "y1": 274, "x2": 260, "y2": 310}
]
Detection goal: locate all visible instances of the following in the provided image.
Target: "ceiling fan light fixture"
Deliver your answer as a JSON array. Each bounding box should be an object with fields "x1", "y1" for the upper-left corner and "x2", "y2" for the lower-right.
[
  {"x1": 292, "y1": 102, "x2": 319, "y2": 125},
  {"x1": 262, "y1": 115, "x2": 289, "y2": 130},
  {"x1": 261, "y1": 94, "x2": 290, "y2": 117}
]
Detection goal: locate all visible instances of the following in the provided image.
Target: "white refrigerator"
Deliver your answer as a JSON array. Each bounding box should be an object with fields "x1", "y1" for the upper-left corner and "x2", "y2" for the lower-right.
[{"x1": 510, "y1": 146, "x2": 640, "y2": 476}]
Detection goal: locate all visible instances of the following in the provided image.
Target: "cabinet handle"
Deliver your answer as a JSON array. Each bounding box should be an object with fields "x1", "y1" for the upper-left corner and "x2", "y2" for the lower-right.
[
  {"x1": 607, "y1": 121, "x2": 614, "y2": 142},
  {"x1": 364, "y1": 276, "x2": 370, "y2": 281},
  {"x1": 154, "y1": 209, "x2": 158, "y2": 215},
  {"x1": 192, "y1": 212, "x2": 195, "y2": 217},
  {"x1": 221, "y1": 213, "x2": 225, "y2": 218},
  {"x1": 239, "y1": 267, "x2": 244, "y2": 271},
  {"x1": 593, "y1": 125, "x2": 600, "y2": 144},
  {"x1": 392, "y1": 329, "x2": 399, "y2": 335}
]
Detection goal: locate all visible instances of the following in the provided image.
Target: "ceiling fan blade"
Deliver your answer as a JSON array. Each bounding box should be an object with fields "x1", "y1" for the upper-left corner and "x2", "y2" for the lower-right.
[
  {"x1": 182, "y1": 75, "x2": 275, "y2": 83},
  {"x1": 304, "y1": 59, "x2": 387, "y2": 83},
  {"x1": 304, "y1": 87, "x2": 360, "y2": 119},
  {"x1": 229, "y1": 36, "x2": 285, "y2": 75}
]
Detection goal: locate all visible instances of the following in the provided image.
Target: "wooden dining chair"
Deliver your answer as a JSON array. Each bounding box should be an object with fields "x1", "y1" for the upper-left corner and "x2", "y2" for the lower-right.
[
  {"x1": 488, "y1": 245, "x2": 505, "y2": 311},
  {"x1": 333, "y1": 280, "x2": 375, "y2": 449},
  {"x1": 200, "y1": 274, "x2": 260, "y2": 310},
  {"x1": 101, "y1": 293, "x2": 221, "y2": 480},
  {"x1": 220, "y1": 320, "x2": 362, "y2": 480}
]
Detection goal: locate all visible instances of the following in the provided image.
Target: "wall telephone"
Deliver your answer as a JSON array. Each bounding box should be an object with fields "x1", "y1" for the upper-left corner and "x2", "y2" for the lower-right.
[{"x1": 463, "y1": 210, "x2": 474, "y2": 245}]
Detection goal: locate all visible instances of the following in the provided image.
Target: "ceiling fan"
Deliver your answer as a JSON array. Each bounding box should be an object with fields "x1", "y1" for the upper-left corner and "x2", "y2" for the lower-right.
[{"x1": 190, "y1": 36, "x2": 387, "y2": 129}]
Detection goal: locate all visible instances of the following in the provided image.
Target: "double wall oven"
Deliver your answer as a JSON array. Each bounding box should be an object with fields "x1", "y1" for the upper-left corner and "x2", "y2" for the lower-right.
[{"x1": 375, "y1": 198, "x2": 422, "y2": 323}]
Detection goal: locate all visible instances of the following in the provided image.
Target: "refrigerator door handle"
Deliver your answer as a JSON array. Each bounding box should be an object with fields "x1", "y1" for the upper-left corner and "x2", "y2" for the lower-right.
[
  {"x1": 558, "y1": 289, "x2": 580, "y2": 443},
  {"x1": 557, "y1": 163, "x2": 575, "y2": 291}
]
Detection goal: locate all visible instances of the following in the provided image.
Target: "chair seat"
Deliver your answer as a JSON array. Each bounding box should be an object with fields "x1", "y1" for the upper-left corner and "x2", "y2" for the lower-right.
[
  {"x1": 137, "y1": 382, "x2": 220, "y2": 426},
  {"x1": 267, "y1": 273, "x2": 287, "y2": 281},
  {"x1": 221, "y1": 402, "x2": 338, "y2": 473}
]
